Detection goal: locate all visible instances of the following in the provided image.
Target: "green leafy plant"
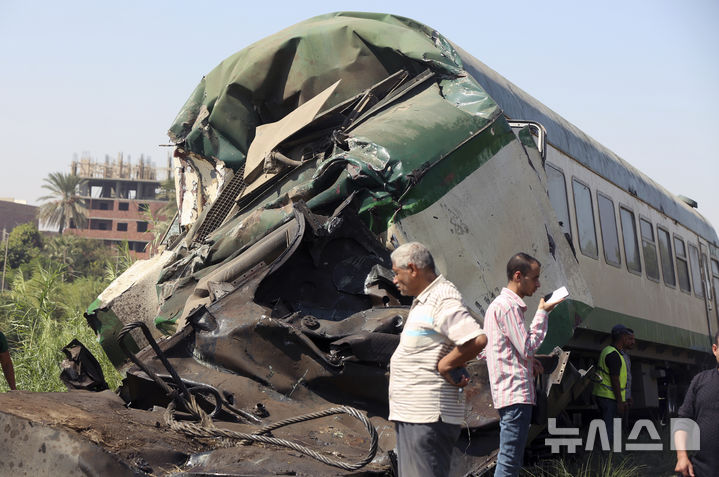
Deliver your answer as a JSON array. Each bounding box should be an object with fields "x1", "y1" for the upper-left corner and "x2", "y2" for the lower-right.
[
  {"x1": 139, "y1": 203, "x2": 176, "y2": 257},
  {"x1": 0, "y1": 264, "x2": 122, "y2": 392},
  {"x1": 104, "y1": 241, "x2": 135, "y2": 283}
]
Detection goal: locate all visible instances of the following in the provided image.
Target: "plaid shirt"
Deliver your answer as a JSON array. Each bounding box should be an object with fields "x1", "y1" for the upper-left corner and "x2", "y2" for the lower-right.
[{"x1": 482, "y1": 287, "x2": 547, "y2": 409}]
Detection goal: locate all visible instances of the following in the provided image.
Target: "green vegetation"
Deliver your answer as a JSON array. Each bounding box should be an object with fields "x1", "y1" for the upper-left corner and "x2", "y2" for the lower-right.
[
  {"x1": 141, "y1": 177, "x2": 178, "y2": 255},
  {"x1": 157, "y1": 177, "x2": 178, "y2": 216},
  {"x1": 0, "y1": 223, "x2": 132, "y2": 392},
  {"x1": 522, "y1": 453, "x2": 647, "y2": 477},
  {"x1": 38, "y1": 171, "x2": 88, "y2": 233}
]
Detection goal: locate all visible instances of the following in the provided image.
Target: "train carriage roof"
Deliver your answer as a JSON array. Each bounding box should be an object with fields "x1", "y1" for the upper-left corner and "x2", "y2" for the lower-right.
[{"x1": 454, "y1": 45, "x2": 718, "y2": 245}]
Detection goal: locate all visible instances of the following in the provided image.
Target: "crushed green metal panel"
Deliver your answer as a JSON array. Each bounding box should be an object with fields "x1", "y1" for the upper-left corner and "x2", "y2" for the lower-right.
[
  {"x1": 151, "y1": 11, "x2": 511, "y2": 333},
  {"x1": 516, "y1": 126, "x2": 540, "y2": 151},
  {"x1": 538, "y1": 299, "x2": 713, "y2": 354},
  {"x1": 392, "y1": 121, "x2": 514, "y2": 224},
  {"x1": 85, "y1": 297, "x2": 103, "y2": 316},
  {"x1": 537, "y1": 300, "x2": 592, "y2": 354},
  {"x1": 85, "y1": 306, "x2": 140, "y2": 367},
  {"x1": 167, "y1": 12, "x2": 498, "y2": 169},
  {"x1": 153, "y1": 315, "x2": 177, "y2": 335}
]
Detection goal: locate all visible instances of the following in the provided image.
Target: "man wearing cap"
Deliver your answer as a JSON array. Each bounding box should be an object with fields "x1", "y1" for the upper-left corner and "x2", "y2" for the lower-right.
[{"x1": 592, "y1": 324, "x2": 633, "y2": 443}]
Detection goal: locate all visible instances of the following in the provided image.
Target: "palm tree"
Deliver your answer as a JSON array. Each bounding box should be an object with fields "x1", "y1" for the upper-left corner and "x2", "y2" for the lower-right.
[
  {"x1": 157, "y1": 177, "x2": 177, "y2": 216},
  {"x1": 38, "y1": 172, "x2": 88, "y2": 234}
]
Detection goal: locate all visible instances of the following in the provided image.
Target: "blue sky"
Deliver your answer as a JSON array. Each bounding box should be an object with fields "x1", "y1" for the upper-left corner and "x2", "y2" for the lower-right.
[{"x1": 1, "y1": 1, "x2": 717, "y2": 232}]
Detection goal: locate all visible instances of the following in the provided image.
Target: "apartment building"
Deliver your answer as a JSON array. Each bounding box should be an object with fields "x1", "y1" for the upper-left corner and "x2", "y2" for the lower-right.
[{"x1": 65, "y1": 154, "x2": 171, "y2": 258}]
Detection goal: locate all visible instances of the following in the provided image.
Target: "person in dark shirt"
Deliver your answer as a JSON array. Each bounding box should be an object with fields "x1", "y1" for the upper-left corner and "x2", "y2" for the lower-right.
[
  {"x1": 0, "y1": 331, "x2": 16, "y2": 390},
  {"x1": 674, "y1": 330, "x2": 719, "y2": 477},
  {"x1": 619, "y1": 330, "x2": 635, "y2": 434}
]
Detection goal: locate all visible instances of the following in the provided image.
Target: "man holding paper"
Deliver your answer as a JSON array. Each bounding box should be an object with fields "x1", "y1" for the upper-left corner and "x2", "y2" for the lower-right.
[{"x1": 483, "y1": 252, "x2": 564, "y2": 477}]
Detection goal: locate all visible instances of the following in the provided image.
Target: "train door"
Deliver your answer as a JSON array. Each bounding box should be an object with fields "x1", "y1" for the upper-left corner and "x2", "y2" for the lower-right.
[
  {"x1": 706, "y1": 244, "x2": 719, "y2": 337},
  {"x1": 698, "y1": 242, "x2": 718, "y2": 340}
]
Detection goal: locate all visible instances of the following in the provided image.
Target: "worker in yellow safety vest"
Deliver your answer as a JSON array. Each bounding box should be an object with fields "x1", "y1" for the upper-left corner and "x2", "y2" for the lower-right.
[{"x1": 592, "y1": 324, "x2": 633, "y2": 443}]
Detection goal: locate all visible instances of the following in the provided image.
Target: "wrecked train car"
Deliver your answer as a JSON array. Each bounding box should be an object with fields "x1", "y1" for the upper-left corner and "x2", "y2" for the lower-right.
[{"x1": 2, "y1": 11, "x2": 718, "y2": 476}]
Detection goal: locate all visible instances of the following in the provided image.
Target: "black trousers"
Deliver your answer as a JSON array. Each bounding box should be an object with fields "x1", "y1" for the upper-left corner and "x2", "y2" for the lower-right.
[{"x1": 394, "y1": 420, "x2": 461, "y2": 477}]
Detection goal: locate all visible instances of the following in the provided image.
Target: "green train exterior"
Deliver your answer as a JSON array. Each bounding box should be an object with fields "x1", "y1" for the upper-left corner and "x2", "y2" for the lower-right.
[{"x1": 89, "y1": 11, "x2": 718, "y2": 415}]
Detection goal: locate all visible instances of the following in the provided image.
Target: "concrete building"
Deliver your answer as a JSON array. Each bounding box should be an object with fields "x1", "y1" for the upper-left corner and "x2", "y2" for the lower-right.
[
  {"x1": 65, "y1": 154, "x2": 171, "y2": 259},
  {"x1": 0, "y1": 199, "x2": 38, "y2": 234}
]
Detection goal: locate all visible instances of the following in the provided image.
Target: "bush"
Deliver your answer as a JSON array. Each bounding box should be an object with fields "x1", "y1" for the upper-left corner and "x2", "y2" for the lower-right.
[
  {"x1": 0, "y1": 222, "x2": 42, "y2": 269},
  {"x1": 0, "y1": 264, "x2": 122, "y2": 392}
]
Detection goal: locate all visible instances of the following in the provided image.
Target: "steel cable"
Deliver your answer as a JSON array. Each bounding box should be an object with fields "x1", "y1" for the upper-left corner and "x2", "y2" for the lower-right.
[
  {"x1": 117, "y1": 321, "x2": 378, "y2": 471},
  {"x1": 165, "y1": 403, "x2": 379, "y2": 471}
]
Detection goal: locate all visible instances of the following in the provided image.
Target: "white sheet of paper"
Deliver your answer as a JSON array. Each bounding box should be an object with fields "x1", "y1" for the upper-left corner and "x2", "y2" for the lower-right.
[{"x1": 544, "y1": 286, "x2": 569, "y2": 306}]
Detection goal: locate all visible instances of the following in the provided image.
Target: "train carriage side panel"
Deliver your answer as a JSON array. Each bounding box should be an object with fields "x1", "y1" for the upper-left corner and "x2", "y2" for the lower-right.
[
  {"x1": 386, "y1": 120, "x2": 591, "y2": 325},
  {"x1": 544, "y1": 147, "x2": 714, "y2": 357}
]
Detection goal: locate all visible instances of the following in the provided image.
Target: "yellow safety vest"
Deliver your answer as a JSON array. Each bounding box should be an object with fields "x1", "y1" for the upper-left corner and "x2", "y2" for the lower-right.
[{"x1": 592, "y1": 345, "x2": 627, "y2": 401}]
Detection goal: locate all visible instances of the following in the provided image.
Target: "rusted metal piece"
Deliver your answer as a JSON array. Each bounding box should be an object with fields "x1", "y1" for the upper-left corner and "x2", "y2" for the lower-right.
[
  {"x1": 118, "y1": 321, "x2": 224, "y2": 419},
  {"x1": 527, "y1": 349, "x2": 599, "y2": 443}
]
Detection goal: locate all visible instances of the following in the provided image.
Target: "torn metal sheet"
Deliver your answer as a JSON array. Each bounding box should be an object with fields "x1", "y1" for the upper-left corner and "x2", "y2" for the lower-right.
[
  {"x1": 174, "y1": 151, "x2": 232, "y2": 229},
  {"x1": 244, "y1": 80, "x2": 341, "y2": 184}
]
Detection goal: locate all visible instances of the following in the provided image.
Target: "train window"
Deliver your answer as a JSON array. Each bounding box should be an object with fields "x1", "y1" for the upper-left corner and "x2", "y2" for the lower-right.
[
  {"x1": 572, "y1": 179, "x2": 598, "y2": 259},
  {"x1": 620, "y1": 207, "x2": 641, "y2": 274},
  {"x1": 657, "y1": 227, "x2": 676, "y2": 286},
  {"x1": 639, "y1": 219, "x2": 660, "y2": 281},
  {"x1": 688, "y1": 245, "x2": 704, "y2": 298},
  {"x1": 597, "y1": 193, "x2": 621, "y2": 266},
  {"x1": 546, "y1": 163, "x2": 572, "y2": 239},
  {"x1": 674, "y1": 236, "x2": 691, "y2": 293}
]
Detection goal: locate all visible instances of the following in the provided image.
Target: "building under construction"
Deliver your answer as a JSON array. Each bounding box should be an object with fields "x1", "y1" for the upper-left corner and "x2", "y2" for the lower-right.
[{"x1": 65, "y1": 153, "x2": 171, "y2": 258}]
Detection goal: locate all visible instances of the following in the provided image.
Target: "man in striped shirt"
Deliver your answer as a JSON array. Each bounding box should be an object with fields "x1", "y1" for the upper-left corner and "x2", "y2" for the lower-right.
[
  {"x1": 484, "y1": 253, "x2": 562, "y2": 477},
  {"x1": 389, "y1": 242, "x2": 487, "y2": 477}
]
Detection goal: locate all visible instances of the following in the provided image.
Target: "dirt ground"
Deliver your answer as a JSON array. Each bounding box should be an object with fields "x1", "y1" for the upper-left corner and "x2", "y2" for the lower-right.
[{"x1": 0, "y1": 390, "x2": 390, "y2": 476}]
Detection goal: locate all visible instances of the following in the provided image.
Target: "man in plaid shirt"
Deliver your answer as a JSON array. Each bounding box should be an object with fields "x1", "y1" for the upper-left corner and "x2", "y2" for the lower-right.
[{"x1": 483, "y1": 253, "x2": 562, "y2": 476}]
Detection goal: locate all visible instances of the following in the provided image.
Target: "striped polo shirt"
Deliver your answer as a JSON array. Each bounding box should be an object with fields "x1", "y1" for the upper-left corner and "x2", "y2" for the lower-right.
[{"x1": 389, "y1": 275, "x2": 485, "y2": 424}]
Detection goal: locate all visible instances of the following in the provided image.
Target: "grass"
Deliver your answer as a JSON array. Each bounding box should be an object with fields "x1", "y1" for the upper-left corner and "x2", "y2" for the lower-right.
[
  {"x1": 0, "y1": 263, "x2": 123, "y2": 392},
  {"x1": 522, "y1": 452, "x2": 646, "y2": 477}
]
